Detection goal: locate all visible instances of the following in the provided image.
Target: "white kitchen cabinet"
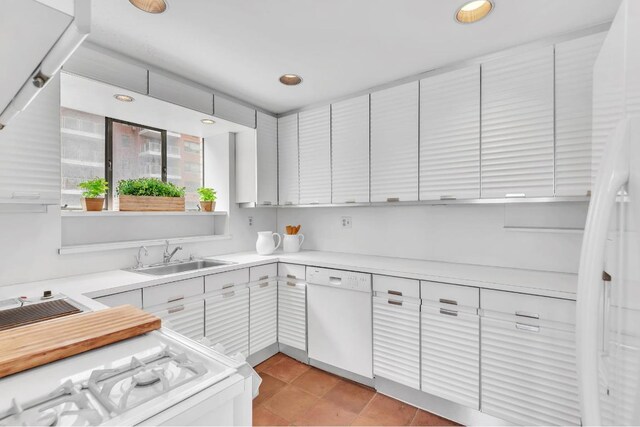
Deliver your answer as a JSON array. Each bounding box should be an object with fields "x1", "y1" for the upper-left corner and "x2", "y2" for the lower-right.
[
  {"x1": 480, "y1": 289, "x2": 579, "y2": 425},
  {"x1": 63, "y1": 44, "x2": 148, "y2": 94},
  {"x1": 148, "y1": 71, "x2": 213, "y2": 115},
  {"x1": 249, "y1": 263, "x2": 277, "y2": 282},
  {"x1": 249, "y1": 280, "x2": 278, "y2": 354},
  {"x1": 331, "y1": 95, "x2": 370, "y2": 203},
  {"x1": 481, "y1": 46, "x2": 555, "y2": 198},
  {"x1": 149, "y1": 299, "x2": 205, "y2": 342},
  {"x1": 278, "y1": 114, "x2": 299, "y2": 205},
  {"x1": 256, "y1": 112, "x2": 278, "y2": 206},
  {"x1": 299, "y1": 106, "x2": 331, "y2": 204},
  {"x1": 278, "y1": 280, "x2": 306, "y2": 351},
  {"x1": 214, "y1": 95, "x2": 256, "y2": 128},
  {"x1": 370, "y1": 82, "x2": 419, "y2": 202},
  {"x1": 420, "y1": 282, "x2": 479, "y2": 409},
  {"x1": 420, "y1": 66, "x2": 480, "y2": 200},
  {"x1": 555, "y1": 32, "x2": 606, "y2": 196},
  {"x1": 204, "y1": 269, "x2": 249, "y2": 293},
  {"x1": 94, "y1": 289, "x2": 142, "y2": 309},
  {"x1": 143, "y1": 277, "x2": 204, "y2": 308},
  {"x1": 372, "y1": 295, "x2": 420, "y2": 389},
  {"x1": 205, "y1": 287, "x2": 250, "y2": 357}
]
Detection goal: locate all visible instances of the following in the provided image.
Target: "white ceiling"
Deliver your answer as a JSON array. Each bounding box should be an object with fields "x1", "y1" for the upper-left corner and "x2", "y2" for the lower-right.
[{"x1": 88, "y1": 0, "x2": 621, "y2": 114}]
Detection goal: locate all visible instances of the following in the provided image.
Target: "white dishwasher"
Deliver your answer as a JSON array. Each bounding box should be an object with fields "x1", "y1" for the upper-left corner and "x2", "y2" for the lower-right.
[{"x1": 306, "y1": 267, "x2": 373, "y2": 381}]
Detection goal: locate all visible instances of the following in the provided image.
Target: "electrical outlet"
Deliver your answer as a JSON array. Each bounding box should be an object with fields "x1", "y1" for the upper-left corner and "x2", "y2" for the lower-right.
[
  {"x1": 341, "y1": 216, "x2": 352, "y2": 228},
  {"x1": 248, "y1": 216, "x2": 253, "y2": 226}
]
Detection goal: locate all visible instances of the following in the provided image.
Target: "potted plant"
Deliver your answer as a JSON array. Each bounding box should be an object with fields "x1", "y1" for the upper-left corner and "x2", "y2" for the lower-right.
[
  {"x1": 78, "y1": 177, "x2": 108, "y2": 211},
  {"x1": 197, "y1": 187, "x2": 217, "y2": 212},
  {"x1": 117, "y1": 178, "x2": 186, "y2": 211}
]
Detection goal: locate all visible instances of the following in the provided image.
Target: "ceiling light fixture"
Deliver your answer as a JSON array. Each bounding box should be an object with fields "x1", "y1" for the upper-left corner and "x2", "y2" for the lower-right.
[
  {"x1": 279, "y1": 74, "x2": 303, "y2": 86},
  {"x1": 455, "y1": 0, "x2": 493, "y2": 24},
  {"x1": 201, "y1": 119, "x2": 216, "y2": 125},
  {"x1": 129, "y1": 0, "x2": 168, "y2": 14},
  {"x1": 114, "y1": 94, "x2": 135, "y2": 102}
]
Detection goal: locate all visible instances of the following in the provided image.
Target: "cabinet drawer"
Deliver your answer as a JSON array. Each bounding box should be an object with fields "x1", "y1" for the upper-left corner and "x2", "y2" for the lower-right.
[
  {"x1": 205, "y1": 288, "x2": 249, "y2": 357},
  {"x1": 143, "y1": 277, "x2": 203, "y2": 308},
  {"x1": 278, "y1": 263, "x2": 306, "y2": 280},
  {"x1": 205, "y1": 268, "x2": 249, "y2": 293},
  {"x1": 148, "y1": 71, "x2": 213, "y2": 114},
  {"x1": 94, "y1": 289, "x2": 142, "y2": 309},
  {"x1": 481, "y1": 289, "x2": 576, "y2": 326},
  {"x1": 149, "y1": 299, "x2": 204, "y2": 342},
  {"x1": 421, "y1": 281, "x2": 479, "y2": 310},
  {"x1": 250, "y1": 263, "x2": 277, "y2": 282},
  {"x1": 373, "y1": 275, "x2": 419, "y2": 299}
]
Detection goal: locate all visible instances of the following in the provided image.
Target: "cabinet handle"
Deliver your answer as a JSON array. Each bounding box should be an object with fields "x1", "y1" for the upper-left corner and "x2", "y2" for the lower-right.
[
  {"x1": 329, "y1": 276, "x2": 342, "y2": 285},
  {"x1": 261, "y1": 201, "x2": 272, "y2": 206},
  {"x1": 167, "y1": 295, "x2": 184, "y2": 303},
  {"x1": 345, "y1": 200, "x2": 356, "y2": 204},
  {"x1": 287, "y1": 282, "x2": 297, "y2": 287},
  {"x1": 388, "y1": 290, "x2": 402, "y2": 296},
  {"x1": 284, "y1": 201, "x2": 293, "y2": 205},
  {"x1": 440, "y1": 308, "x2": 458, "y2": 316},
  {"x1": 223, "y1": 291, "x2": 236, "y2": 298},
  {"x1": 286, "y1": 274, "x2": 296, "y2": 279},
  {"x1": 259, "y1": 275, "x2": 269, "y2": 281},
  {"x1": 309, "y1": 201, "x2": 320, "y2": 205},
  {"x1": 439, "y1": 298, "x2": 458, "y2": 306},
  {"x1": 222, "y1": 283, "x2": 234, "y2": 289},
  {"x1": 168, "y1": 305, "x2": 184, "y2": 314},
  {"x1": 259, "y1": 282, "x2": 269, "y2": 288},
  {"x1": 516, "y1": 322, "x2": 540, "y2": 332},
  {"x1": 386, "y1": 197, "x2": 400, "y2": 202},
  {"x1": 440, "y1": 195, "x2": 456, "y2": 201},
  {"x1": 515, "y1": 311, "x2": 539, "y2": 319},
  {"x1": 505, "y1": 193, "x2": 526, "y2": 198},
  {"x1": 388, "y1": 299, "x2": 403, "y2": 306}
]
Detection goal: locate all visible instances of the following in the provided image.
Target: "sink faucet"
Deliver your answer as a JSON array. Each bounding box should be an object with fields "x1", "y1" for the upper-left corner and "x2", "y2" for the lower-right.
[
  {"x1": 163, "y1": 240, "x2": 183, "y2": 263},
  {"x1": 135, "y1": 246, "x2": 148, "y2": 269}
]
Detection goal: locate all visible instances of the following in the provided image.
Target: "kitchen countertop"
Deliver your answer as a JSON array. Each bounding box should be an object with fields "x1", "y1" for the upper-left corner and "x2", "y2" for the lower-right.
[{"x1": 0, "y1": 250, "x2": 578, "y2": 301}]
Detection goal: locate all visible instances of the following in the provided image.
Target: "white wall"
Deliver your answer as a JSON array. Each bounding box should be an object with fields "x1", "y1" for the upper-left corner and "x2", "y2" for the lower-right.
[{"x1": 276, "y1": 203, "x2": 586, "y2": 274}]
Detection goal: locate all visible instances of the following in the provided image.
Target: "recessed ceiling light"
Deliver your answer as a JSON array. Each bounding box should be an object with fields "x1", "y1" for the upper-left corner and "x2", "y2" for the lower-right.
[
  {"x1": 455, "y1": 0, "x2": 493, "y2": 24},
  {"x1": 201, "y1": 119, "x2": 216, "y2": 125},
  {"x1": 279, "y1": 74, "x2": 303, "y2": 86},
  {"x1": 129, "y1": 0, "x2": 168, "y2": 14},
  {"x1": 114, "y1": 94, "x2": 135, "y2": 102}
]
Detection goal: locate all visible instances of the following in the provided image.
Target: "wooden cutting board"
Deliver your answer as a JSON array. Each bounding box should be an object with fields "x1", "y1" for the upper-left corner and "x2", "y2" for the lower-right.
[{"x1": 0, "y1": 305, "x2": 161, "y2": 378}]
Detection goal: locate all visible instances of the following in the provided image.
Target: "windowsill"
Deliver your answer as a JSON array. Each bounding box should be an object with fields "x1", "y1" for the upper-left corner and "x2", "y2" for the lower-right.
[
  {"x1": 61, "y1": 210, "x2": 227, "y2": 217},
  {"x1": 58, "y1": 234, "x2": 232, "y2": 255}
]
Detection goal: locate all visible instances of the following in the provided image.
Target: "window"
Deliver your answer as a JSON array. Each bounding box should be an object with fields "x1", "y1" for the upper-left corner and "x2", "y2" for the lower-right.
[{"x1": 60, "y1": 109, "x2": 204, "y2": 210}]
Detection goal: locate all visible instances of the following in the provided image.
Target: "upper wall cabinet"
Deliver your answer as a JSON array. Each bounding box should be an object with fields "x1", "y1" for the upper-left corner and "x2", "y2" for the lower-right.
[
  {"x1": 278, "y1": 114, "x2": 299, "y2": 205},
  {"x1": 64, "y1": 44, "x2": 148, "y2": 95},
  {"x1": 370, "y1": 82, "x2": 419, "y2": 202},
  {"x1": 256, "y1": 112, "x2": 278, "y2": 206},
  {"x1": 481, "y1": 46, "x2": 555, "y2": 198},
  {"x1": 555, "y1": 33, "x2": 606, "y2": 197},
  {"x1": 332, "y1": 95, "x2": 370, "y2": 204},
  {"x1": 215, "y1": 96, "x2": 256, "y2": 128},
  {"x1": 299, "y1": 106, "x2": 331, "y2": 204},
  {"x1": 420, "y1": 65, "x2": 480, "y2": 201},
  {"x1": 148, "y1": 71, "x2": 213, "y2": 115}
]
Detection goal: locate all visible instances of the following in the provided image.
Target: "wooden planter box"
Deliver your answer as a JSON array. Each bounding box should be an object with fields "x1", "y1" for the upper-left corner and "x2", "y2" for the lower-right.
[{"x1": 118, "y1": 195, "x2": 185, "y2": 212}]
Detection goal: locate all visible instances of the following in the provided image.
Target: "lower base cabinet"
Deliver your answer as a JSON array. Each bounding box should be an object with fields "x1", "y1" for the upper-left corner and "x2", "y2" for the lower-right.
[
  {"x1": 149, "y1": 299, "x2": 205, "y2": 342},
  {"x1": 205, "y1": 287, "x2": 250, "y2": 357},
  {"x1": 249, "y1": 280, "x2": 278, "y2": 354},
  {"x1": 277, "y1": 280, "x2": 306, "y2": 351}
]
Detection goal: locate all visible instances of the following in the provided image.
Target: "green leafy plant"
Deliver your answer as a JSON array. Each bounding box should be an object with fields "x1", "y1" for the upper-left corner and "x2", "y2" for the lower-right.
[
  {"x1": 78, "y1": 177, "x2": 108, "y2": 199},
  {"x1": 117, "y1": 178, "x2": 185, "y2": 198},
  {"x1": 197, "y1": 187, "x2": 217, "y2": 202}
]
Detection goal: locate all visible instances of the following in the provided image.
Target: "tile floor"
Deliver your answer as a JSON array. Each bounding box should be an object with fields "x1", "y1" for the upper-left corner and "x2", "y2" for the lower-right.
[{"x1": 253, "y1": 353, "x2": 461, "y2": 426}]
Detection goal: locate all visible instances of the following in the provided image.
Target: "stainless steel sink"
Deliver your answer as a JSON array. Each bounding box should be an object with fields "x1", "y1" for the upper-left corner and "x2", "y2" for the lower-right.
[{"x1": 128, "y1": 259, "x2": 236, "y2": 276}]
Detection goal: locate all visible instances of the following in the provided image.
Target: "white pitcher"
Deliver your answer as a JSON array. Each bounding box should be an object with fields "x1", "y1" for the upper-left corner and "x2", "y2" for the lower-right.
[
  {"x1": 283, "y1": 234, "x2": 304, "y2": 253},
  {"x1": 256, "y1": 231, "x2": 281, "y2": 255}
]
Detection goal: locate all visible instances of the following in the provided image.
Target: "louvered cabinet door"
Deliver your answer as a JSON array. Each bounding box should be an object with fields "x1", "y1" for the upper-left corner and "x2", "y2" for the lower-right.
[
  {"x1": 278, "y1": 114, "x2": 299, "y2": 205},
  {"x1": 370, "y1": 82, "x2": 419, "y2": 202},
  {"x1": 150, "y1": 300, "x2": 204, "y2": 342},
  {"x1": 481, "y1": 317, "x2": 579, "y2": 425},
  {"x1": 256, "y1": 112, "x2": 278, "y2": 206},
  {"x1": 372, "y1": 296, "x2": 420, "y2": 389},
  {"x1": 421, "y1": 306, "x2": 479, "y2": 409},
  {"x1": 278, "y1": 281, "x2": 306, "y2": 351},
  {"x1": 555, "y1": 33, "x2": 606, "y2": 196},
  {"x1": 420, "y1": 66, "x2": 480, "y2": 200},
  {"x1": 299, "y1": 106, "x2": 331, "y2": 204},
  {"x1": 249, "y1": 281, "x2": 278, "y2": 355},
  {"x1": 205, "y1": 288, "x2": 250, "y2": 357},
  {"x1": 481, "y1": 46, "x2": 554, "y2": 198},
  {"x1": 332, "y1": 95, "x2": 370, "y2": 203}
]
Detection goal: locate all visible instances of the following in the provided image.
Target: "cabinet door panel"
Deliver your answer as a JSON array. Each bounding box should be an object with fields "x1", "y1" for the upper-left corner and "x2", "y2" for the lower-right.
[
  {"x1": 205, "y1": 289, "x2": 249, "y2": 357},
  {"x1": 481, "y1": 46, "x2": 554, "y2": 198},
  {"x1": 256, "y1": 112, "x2": 278, "y2": 205},
  {"x1": 420, "y1": 66, "x2": 480, "y2": 200},
  {"x1": 555, "y1": 33, "x2": 606, "y2": 196},
  {"x1": 150, "y1": 300, "x2": 204, "y2": 341},
  {"x1": 299, "y1": 106, "x2": 331, "y2": 204},
  {"x1": 278, "y1": 114, "x2": 299, "y2": 205},
  {"x1": 278, "y1": 281, "x2": 306, "y2": 350},
  {"x1": 144, "y1": 277, "x2": 204, "y2": 308},
  {"x1": 332, "y1": 95, "x2": 370, "y2": 203},
  {"x1": 148, "y1": 71, "x2": 213, "y2": 114},
  {"x1": 249, "y1": 281, "x2": 278, "y2": 354},
  {"x1": 371, "y1": 82, "x2": 419, "y2": 202}
]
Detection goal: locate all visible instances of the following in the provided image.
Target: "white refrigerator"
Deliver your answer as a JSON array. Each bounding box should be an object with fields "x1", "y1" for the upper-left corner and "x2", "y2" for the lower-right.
[{"x1": 576, "y1": 0, "x2": 640, "y2": 425}]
